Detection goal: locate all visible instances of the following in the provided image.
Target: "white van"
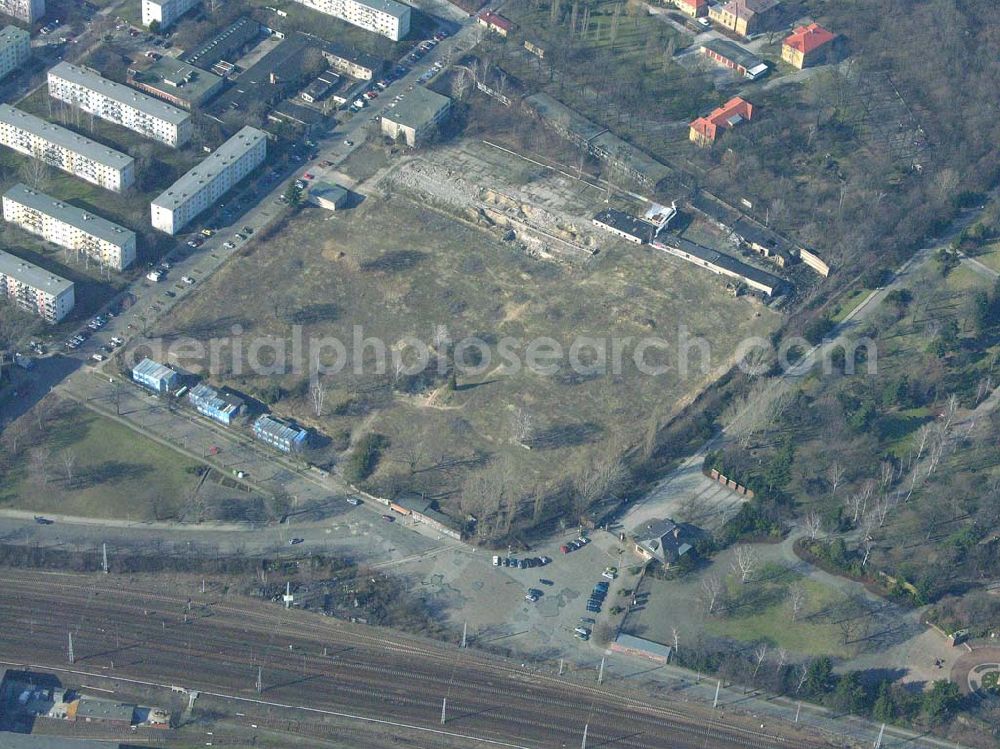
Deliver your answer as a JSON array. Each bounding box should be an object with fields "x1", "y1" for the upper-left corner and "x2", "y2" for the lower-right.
[{"x1": 492, "y1": 555, "x2": 500, "y2": 566}]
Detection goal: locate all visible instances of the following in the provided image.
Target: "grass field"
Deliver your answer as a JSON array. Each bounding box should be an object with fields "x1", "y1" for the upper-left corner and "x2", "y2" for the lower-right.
[
  {"x1": 0, "y1": 403, "x2": 204, "y2": 520},
  {"x1": 704, "y1": 577, "x2": 852, "y2": 658},
  {"x1": 161, "y1": 178, "x2": 779, "y2": 523}
]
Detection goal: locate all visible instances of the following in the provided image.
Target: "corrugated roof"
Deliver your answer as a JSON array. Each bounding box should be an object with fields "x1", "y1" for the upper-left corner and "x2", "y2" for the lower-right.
[{"x1": 132, "y1": 357, "x2": 176, "y2": 383}]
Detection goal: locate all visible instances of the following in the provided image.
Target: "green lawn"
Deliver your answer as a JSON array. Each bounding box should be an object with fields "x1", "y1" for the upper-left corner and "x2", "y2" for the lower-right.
[
  {"x1": 704, "y1": 578, "x2": 852, "y2": 657},
  {"x1": 0, "y1": 404, "x2": 205, "y2": 520},
  {"x1": 829, "y1": 287, "x2": 870, "y2": 323},
  {"x1": 971, "y1": 242, "x2": 1000, "y2": 274}
]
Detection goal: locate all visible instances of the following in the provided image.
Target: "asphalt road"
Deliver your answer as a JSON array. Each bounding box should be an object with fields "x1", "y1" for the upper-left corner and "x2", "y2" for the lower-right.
[{"x1": 0, "y1": 569, "x2": 831, "y2": 749}]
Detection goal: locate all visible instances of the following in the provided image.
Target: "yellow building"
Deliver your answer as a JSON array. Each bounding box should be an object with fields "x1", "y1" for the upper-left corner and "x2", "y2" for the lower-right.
[{"x1": 708, "y1": 0, "x2": 781, "y2": 37}]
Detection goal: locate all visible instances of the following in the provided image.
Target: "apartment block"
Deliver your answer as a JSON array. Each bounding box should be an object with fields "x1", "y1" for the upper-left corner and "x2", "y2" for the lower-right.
[
  {"x1": 253, "y1": 414, "x2": 309, "y2": 453},
  {"x1": 0, "y1": 104, "x2": 135, "y2": 192},
  {"x1": 292, "y1": 0, "x2": 410, "y2": 41},
  {"x1": 0, "y1": 26, "x2": 30, "y2": 81},
  {"x1": 0, "y1": 0, "x2": 44, "y2": 24},
  {"x1": 142, "y1": 0, "x2": 198, "y2": 29},
  {"x1": 3, "y1": 183, "x2": 136, "y2": 271},
  {"x1": 0, "y1": 249, "x2": 74, "y2": 322},
  {"x1": 380, "y1": 87, "x2": 450, "y2": 147},
  {"x1": 151, "y1": 126, "x2": 267, "y2": 235},
  {"x1": 48, "y1": 62, "x2": 192, "y2": 148}
]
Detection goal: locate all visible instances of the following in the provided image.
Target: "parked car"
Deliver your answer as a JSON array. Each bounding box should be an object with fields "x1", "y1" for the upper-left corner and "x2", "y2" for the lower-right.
[
  {"x1": 492, "y1": 555, "x2": 500, "y2": 566},
  {"x1": 539, "y1": 578, "x2": 553, "y2": 586},
  {"x1": 91, "y1": 353, "x2": 105, "y2": 362},
  {"x1": 201, "y1": 228, "x2": 214, "y2": 236},
  {"x1": 560, "y1": 545, "x2": 570, "y2": 554},
  {"x1": 525, "y1": 591, "x2": 539, "y2": 602},
  {"x1": 381, "y1": 514, "x2": 395, "y2": 522},
  {"x1": 186, "y1": 236, "x2": 203, "y2": 247},
  {"x1": 346, "y1": 496, "x2": 361, "y2": 506},
  {"x1": 34, "y1": 516, "x2": 53, "y2": 525},
  {"x1": 289, "y1": 538, "x2": 304, "y2": 545}
]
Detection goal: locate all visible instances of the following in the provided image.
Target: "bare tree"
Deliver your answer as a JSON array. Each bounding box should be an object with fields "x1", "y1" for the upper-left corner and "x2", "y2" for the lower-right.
[
  {"x1": 788, "y1": 584, "x2": 806, "y2": 621},
  {"x1": 671, "y1": 627, "x2": 679, "y2": 657},
  {"x1": 752, "y1": 643, "x2": 769, "y2": 681},
  {"x1": 803, "y1": 511, "x2": 822, "y2": 540},
  {"x1": 795, "y1": 663, "x2": 810, "y2": 694},
  {"x1": 827, "y1": 461, "x2": 845, "y2": 499},
  {"x1": 20, "y1": 152, "x2": 50, "y2": 191},
  {"x1": 510, "y1": 407, "x2": 534, "y2": 447},
  {"x1": 61, "y1": 449, "x2": 76, "y2": 483},
  {"x1": 700, "y1": 574, "x2": 723, "y2": 616},
  {"x1": 731, "y1": 544, "x2": 757, "y2": 584},
  {"x1": 914, "y1": 423, "x2": 933, "y2": 463},
  {"x1": 310, "y1": 379, "x2": 326, "y2": 418},
  {"x1": 28, "y1": 446, "x2": 51, "y2": 486}
]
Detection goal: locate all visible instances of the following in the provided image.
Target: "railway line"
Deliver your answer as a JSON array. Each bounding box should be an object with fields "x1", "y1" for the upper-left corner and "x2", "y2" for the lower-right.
[{"x1": 0, "y1": 570, "x2": 834, "y2": 749}]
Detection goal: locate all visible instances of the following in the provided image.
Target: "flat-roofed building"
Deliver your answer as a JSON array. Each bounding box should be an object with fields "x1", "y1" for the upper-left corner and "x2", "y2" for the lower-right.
[
  {"x1": 292, "y1": 0, "x2": 411, "y2": 41},
  {"x1": 701, "y1": 39, "x2": 768, "y2": 80},
  {"x1": 320, "y1": 40, "x2": 381, "y2": 80},
  {"x1": 0, "y1": 0, "x2": 44, "y2": 24},
  {"x1": 253, "y1": 414, "x2": 308, "y2": 452},
  {"x1": 151, "y1": 126, "x2": 267, "y2": 235},
  {"x1": 188, "y1": 382, "x2": 244, "y2": 425},
  {"x1": 48, "y1": 62, "x2": 192, "y2": 148},
  {"x1": 0, "y1": 249, "x2": 74, "y2": 322},
  {"x1": 0, "y1": 26, "x2": 30, "y2": 81},
  {"x1": 0, "y1": 104, "x2": 135, "y2": 192},
  {"x1": 132, "y1": 357, "x2": 179, "y2": 392},
  {"x1": 181, "y1": 16, "x2": 261, "y2": 70},
  {"x1": 3, "y1": 184, "x2": 136, "y2": 271},
  {"x1": 142, "y1": 0, "x2": 197, "y2": 29},
  {"x1": 128, "y1": 56, "x2": 224, "y2": 110},
  {"x1": 380, "y1": 87, "x2": 450, "y2": 146}
]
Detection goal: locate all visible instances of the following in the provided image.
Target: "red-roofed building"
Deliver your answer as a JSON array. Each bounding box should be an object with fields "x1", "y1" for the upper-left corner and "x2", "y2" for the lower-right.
[
  {"x1": 782, "y1": 23, "x2": 836, "y2": 68},
  {"x1": 477, "y1": 10, "x2": 514, "y2": 37},
  {"x1": 689, "y1": 97, "x2": 754, "y2": 146},
  {"x1": 671, "y1": 0, "x2": 708, "y2": 18}
]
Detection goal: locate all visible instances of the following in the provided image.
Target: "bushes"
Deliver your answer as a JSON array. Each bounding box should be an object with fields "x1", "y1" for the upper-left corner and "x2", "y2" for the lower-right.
[{"x1": 343, "y1": 433, "x2": 388, "y2": 484}]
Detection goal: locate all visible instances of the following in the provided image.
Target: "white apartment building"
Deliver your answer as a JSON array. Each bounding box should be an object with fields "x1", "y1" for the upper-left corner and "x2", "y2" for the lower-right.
[
  {"x1": 0, "y1": 104, "x2": 135, "y2": 192},
  {"x1": 142, "y1": 0, "x2": 197, "y2": 29},
  {"x1": 0, "y1": 249, "x2": 74, "y2": 322},
  {"x1": 48, "y1": 62, "x2": 192, "y2": 148},
  {"x1": 293, "y1": 0, "x2": 410, "y2": 41},
  {"x1": 0, "y1": 26, "x2": 30, "y2": 81},
  {"x1": 0, "y1": 0, "x2": 44, "y2": 24},
  {"x1": 151, "y1": 126, "x2": 267, "y2": 235},
  {"x1": 3, "y1": 183, "x2": 136, "y2": 271}
]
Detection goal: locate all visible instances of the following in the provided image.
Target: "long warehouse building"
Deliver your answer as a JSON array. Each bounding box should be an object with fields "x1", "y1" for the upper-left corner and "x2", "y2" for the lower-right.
[
  {"x1": 3, "y1": 183, "x2": 136, "y2": 271},
  {"x1": 151, "y1": 126, "x2": 267, "y2": 235},
  {"x1": 0, "y1": 249, "x2": 74, "y2": 322},
  {"x1": 48, "y1": 62, "x2": 192, "y2": 148},
  {"x1": 0, "y1": 26, "x2": 30, "y2": 81},
  {"x1": 0, "y1": 104, "x2": 135, "y2": 192},
  {"x1": 293, "y1": 0, "x2": 410, "y2": 41}
]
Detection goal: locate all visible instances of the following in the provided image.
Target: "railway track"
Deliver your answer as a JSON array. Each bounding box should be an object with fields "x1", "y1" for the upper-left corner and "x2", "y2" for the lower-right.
[{"x1": 0, "y1": 571, "x2": 830, "y2": 749}]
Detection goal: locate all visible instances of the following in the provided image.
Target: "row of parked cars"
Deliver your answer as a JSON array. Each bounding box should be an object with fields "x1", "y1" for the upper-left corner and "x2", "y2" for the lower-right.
[
  {"x1": 492, "y1": 555, "x2": 551, "y2": 569},
  {"x1": 560, "y1": 536, "x2": 591, "y2": 554}
]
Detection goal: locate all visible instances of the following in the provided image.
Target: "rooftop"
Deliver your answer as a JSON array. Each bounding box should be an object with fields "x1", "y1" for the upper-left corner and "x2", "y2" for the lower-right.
[
  {"x1": 49, "y1": 62, "x2": 190, "y2": 126},
  {"x1": 719, "y1": 0, "x2": 781, "y2": 18},
  {"x1": 0, "y1": 104, "x2": 134, "y2": 170},
  {"x1": 524, "y1": 92, "x2": 607, "y2": 142},
  {"x1": 0, "y1": 249, "x2": 73, "y2": 295},
  {"x1": 784, "y1": 22, "x2": 836, "y2": 54},
  {"x1": 5, "y1": 183, "x2": 135, "y2": 247},
  {"x1": 655, "y1": 234, "x2": 783, "y2": 292},
  {"x1": 132, "y1": 357, "x2": 176, "y2": 382},
  {"x1": 690, "y1": 96, "x2": 753, "y2": 138},
  {"x1": 352, "y1": 0, "x2": 410, "y2": 20},
  {"x1": 0, "y1": 24, "x2": 29, "y2": 48},
  {"x1": 74, "y1": 697, "x2": 136, "y2": 724},
  {"x1": 318, "y1": 35, "x2": 382, "y2": 73},
  {"x1": 702, "y1": 38, "x2": 765, "y2": 71},
  {"x1": 478, "y1": 10, "x2": 513, "y2": 31},
  {"x1": 181, "y1": 16, "x2": 261, "y2": 69},
  {"x1": 0, "y1": 735, "x2": 123, "y2": 749},
  {"x1": 152, "y1": 126, "x2": 266, "y2": 210},
  {"x1": 309, "y1": 180, "x2": 348, "y2": 204},
  {"x1": 254, "y1": 413, "x2": 308, "y2": 443},
  {"x1": 593, "y1": 208, "x2": 656, "y2": 243},
  {"x1": 383, "y1": 86, "x2": 450, "y2": 129},
  {"x1": 189, "y1": 382, "x2": 244, "y2": 415},
  {"x1": 614, "y1": 632, "x2": 674, "y2": 660},
  {"x1": 130, "y1": 56, "x2": 224, "y2": 105}
]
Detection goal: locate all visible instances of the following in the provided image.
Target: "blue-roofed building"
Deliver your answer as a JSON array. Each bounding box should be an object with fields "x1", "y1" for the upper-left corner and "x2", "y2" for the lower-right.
[
  {"x1": 253, "y1": 414, "x2": 308, "y2": 453},
  {"x1": 132, "y1": 357, "x2": 179, "y2": 393},
  {"x1": 188, "y1": 382, "x2": 244, "y2": 425}
]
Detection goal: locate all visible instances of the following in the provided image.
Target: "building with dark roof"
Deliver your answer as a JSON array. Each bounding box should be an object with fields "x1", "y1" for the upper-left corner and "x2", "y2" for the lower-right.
[
  {"x1": 268, "y1": 100, "x2": 327, "y2": 135},
  {"x1": 631, "y1": 518, "x2": 693, "y2": 567},
  {"x1": 477, "y1": 10, "x2": 513, "y2": 37},
  {"x1": 701, "y1": 39, "x2": 768, "y2": 80},
  {"x1": 301, "y1": 71, "x2": 340, "y2": 103},
  {"x1": 128, "y1": 56, "x2": 224, "y2": 110},
  {"x1": 651, "y1": 235, "x2": 784, "y2": 296},
  {"x1": 592, "y1": 208, "x2": 656, "y2": 244},
  {"x1": 71, "y1": 697, "x2": 135, "y2": 727},
  {"x1": 181, "y1": 16, "x2": 262, "y2": 70},
  {"x1": 389, "y1": 492, "x2": 462, "y2": 539},
  {"x1": 188, "y1": 382, "x2": 244, "y2": 425}
]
